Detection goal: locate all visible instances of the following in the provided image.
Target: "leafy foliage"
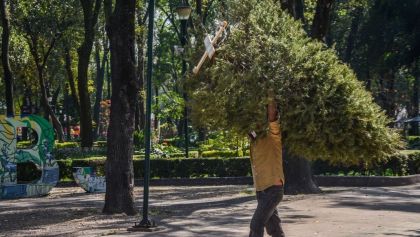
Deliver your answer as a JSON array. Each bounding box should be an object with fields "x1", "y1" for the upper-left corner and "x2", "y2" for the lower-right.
[{"x1": 189, "y1": 0, "x2": 402, "y2": 164}]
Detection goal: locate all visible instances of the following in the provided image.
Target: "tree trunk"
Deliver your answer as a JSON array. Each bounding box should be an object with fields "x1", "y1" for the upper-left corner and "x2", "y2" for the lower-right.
[
  {"x1": 295, "y1": 0, "x2": 305, "y2": 23},
  {"x1": 103, "y1": 0, "x2": 137, "y2": 215},
  {"x1": 77, "y1": 0, "x2": 102, "y2": 148},
  {"x1": 154, "y1": 85, "x2": 159, "y2": 131},
  {"x1": 37, "y1": 69, "x2": 65, "y2": 142},
  {"x1": 311, "y1": 0, "x2": 335, "y2": 42},
  {"x1": 77, "y1": 43, "x2": 94, "y2": 147},
  {"x1": 344, "y1": 7, "x2": 362, "y2": 62},
  {"x1": 1, "y1": 0, "x2": 14, "y2": 117},
  {"x1": 135, "y1": 103, "x2": 141, "y2": 131},
  {"x1": 51, "y1": 86, "x2": 61, "y2": 110},
  {"x1": 283, "y1": 149, "x2": 320, "y2": 194},
  {"x1": 280, "y1": 0, "x2": 297, "y2": 18},
  {"x1": 64, "y1": 46, "x2": 80, "y2": 113},
  {"x1": 413, "y1": 63, "x2": 420, "y2": 117},
  {"x1": 384, "y1": 71, "x2": 396, "y2": 119},
  {"x1": 411, "y1": 62, "x2": 420, "y2": 135},
  {"x1": 93, "y1": 42, "x2": 107, "y2": 139}
]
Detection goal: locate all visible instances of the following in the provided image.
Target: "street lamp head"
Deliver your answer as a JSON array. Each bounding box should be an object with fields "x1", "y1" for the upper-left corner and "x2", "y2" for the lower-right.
[{"x1": 175, "y1": 3, "x2": 192, "y2": 20}]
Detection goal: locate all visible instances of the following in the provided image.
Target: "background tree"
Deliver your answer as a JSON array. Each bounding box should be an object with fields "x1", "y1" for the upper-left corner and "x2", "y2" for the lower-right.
[
  {"x1": 1, "y1": 0, "x2": 14, "y2": 116},
  {"x1": 330, "y1": 0, "x2": 420, "y2": 129},
  {"x1": 93, "y1": 37, "x2": 108, "y2": 139},
  {"x1": 77, "y1": 0, "x2": 102, "y2": 147},
  {"x1": 11, "y1": 0, "x2": 78, "y2": 141}
]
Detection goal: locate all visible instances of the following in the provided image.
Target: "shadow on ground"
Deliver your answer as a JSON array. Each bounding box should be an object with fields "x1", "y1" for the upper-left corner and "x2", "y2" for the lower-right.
[
  {"x1": 0, "y1": 186, "x2": 260, "y2": 236},
  {"x1": 326, "y1": 184, "x2": 420, "y2": 214}
]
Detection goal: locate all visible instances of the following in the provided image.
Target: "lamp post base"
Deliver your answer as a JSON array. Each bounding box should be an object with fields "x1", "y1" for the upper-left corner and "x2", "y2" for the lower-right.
[{"x1": 128, "y1": 219, "x2": 165, "y2": 232}]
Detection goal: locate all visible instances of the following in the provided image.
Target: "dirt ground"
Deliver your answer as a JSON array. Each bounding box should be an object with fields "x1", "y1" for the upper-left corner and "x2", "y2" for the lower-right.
[{"x1": 0, "y1": 184, "x2": 419, "y2": 237}]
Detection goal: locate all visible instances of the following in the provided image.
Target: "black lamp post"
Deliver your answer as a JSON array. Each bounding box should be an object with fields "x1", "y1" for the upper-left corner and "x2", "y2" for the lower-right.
[
  {"x1": 130, "y1": 0, "x2": 159, "y2": 231},
  {"x1": 130, "y1": 0, "x2": 192, "y2": 232},
  {"x1": 176, "y1": 0, "x2": 191, "y2": 158}
]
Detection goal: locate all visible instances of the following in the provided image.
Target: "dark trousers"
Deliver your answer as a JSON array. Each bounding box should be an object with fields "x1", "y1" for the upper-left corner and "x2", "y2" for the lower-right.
[{"x1": 249, "y1": 185, "x2": 285, "y2": 237}]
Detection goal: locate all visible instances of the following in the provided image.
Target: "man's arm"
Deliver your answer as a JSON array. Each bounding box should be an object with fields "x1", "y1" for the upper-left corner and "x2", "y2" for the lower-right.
[{"x1": 268, "y1": 99, "x2": 278, "y2": 122}]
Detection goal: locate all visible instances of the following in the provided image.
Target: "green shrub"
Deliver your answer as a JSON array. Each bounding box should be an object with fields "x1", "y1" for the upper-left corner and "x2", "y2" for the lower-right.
[
  {"x1": 53, "y1": 147, "x2": 107, "y2": 160},
  {"x1": 58, "y1": 157, "x2": 106, "y2": 180},
  {"x1": 201, "y1": 150, "x2": 240, "y2": 158},
  {"x1": 407, "y1": 152, "x2": 420, "y2": 174},
  {"x1": 93, "y1": 141, "x2": 107, "y2": 147},
  {"x1": 55, "y1": 141, "x2": 80, "y2": 149},
  {"x1": 407, "y1": 136, "x2": 420, "y2": 149},
  {"x1": 133, "y1": 130, "x2": 145, "y2": 149},
  {"x1": 16, "y1": 141, "x2": 33, "y2": 149},
  {"x1": 169, "y1": 151, "x2": 199, "y2": 158}
]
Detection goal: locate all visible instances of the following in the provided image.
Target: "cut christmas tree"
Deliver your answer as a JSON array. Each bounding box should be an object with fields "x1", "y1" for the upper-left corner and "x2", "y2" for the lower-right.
[{"x1": 189, "y1": 0, "x2": 402, "y2": 165}]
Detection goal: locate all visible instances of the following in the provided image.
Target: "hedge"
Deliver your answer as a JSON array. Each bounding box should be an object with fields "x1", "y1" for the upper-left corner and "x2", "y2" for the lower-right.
[
  {"x1": 57, "y1": 157, "x2": 252, "y2": 181},
  {"x1": 55, "y1": 142, "x2": 80, "y2": 149},
  {"x1": 53, "y1": 147, "x2": 107, "y2": 160},
  {"x1": 54, "y1": 148, "x2": 242, "y2": 160},
  {"x1": 169, "y1": 151, "x2": 199, "y2": 158},
  {"x1": 16, "y1": 152, "x2": 420, "y2": 182},
  {"x1": 313, "y1": 152, "x2": 420, "y2": 176},
  {"x1": 201, "y1": 150, "x2": 241, "y2": 158},
  {"x1": 407, "y1": 136, "x2": 420, "y2": 149}
]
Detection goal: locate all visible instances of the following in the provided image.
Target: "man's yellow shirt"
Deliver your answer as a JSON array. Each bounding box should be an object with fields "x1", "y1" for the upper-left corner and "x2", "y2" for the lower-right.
[{"x1": 250, "y1": 121, "x2": 285, "y2": 191}]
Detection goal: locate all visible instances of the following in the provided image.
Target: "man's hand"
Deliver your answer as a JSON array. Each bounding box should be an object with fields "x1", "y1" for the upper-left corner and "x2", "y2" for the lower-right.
[{"x1": 268, "y1": 99, "x2": 278, "y2": 122}]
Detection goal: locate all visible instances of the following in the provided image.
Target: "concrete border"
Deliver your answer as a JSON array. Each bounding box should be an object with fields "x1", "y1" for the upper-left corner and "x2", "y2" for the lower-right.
[
  {"x1": 134, "y1": 177, "x2": 254, "y2": 186},
  {"x1": 314, "y1": 174, "x2": 420, "y2": 187},
  {"x1": 58, "y1": 174, "x2": 420, "y2": 188}
]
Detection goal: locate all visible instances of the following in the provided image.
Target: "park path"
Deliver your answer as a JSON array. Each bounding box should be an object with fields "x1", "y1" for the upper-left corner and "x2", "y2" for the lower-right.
[{"x1": 0, "y1": 184, "x2": 419, "y2": 236}]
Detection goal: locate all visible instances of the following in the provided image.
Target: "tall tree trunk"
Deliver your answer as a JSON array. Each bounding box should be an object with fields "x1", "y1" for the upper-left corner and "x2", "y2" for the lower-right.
[
  {"x1": 384, "y1": 71, "x2": 396, "y2": 119},
  {"x1": 413, "y1": 63, "x2": 420, "y2": 117},
  {"x1": 64, "y1": 85, "x2": 72, "y2": 141},
  {"x1": 280, "y1": 0, "x2": 297, "y2": 18},
  {"x1": 51, "y1": 86, "x2": 61, "y2": 110},
  {"x1": 37, "y1": 69, "x2": 65, "y2": 142},
  {"x1": 103, "y1": 0, "x2": 137, "y2": 215},
  {"x1": 196, "y1": 0, "x2": 202, "y2": 13},
  {"x1": 77, "y1": 0, "x2": 102, "y2": 148},
  {"x1": 93, "y1": 42, "x2": 108, "y2": 139},
  {"x1": 64, "y1": 46, "x2": 80, "y2": 113},
  {"x1": 412, "y1": 62, "x2": 420, "y2": 134},
  {"x1": 295, "y1": 0, "x2": 305, "y2": 23},
  {"x1": 154, "y1": 85, "x2": 159, "y2": 131},
  {"x1": 106, "y1": 56, "x2": 111, "y2": 99},
  {"x1": 279, "y1": 0, "x2": 306, "y2": 25},
  {"x1": 344, "y1": 7, "x2": 362, "y2": 62},
  {"x1": 1, "y1": 0, "x2": 14, "y2": 117},
  {"x1": 311, "y1": 0, "x2": 335, "y2": 42}
]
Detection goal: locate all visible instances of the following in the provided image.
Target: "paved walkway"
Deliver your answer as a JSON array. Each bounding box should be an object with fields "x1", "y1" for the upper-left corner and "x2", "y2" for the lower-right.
[{"x1": 0, "y1": 184, "x2": 419, "y2": 236}]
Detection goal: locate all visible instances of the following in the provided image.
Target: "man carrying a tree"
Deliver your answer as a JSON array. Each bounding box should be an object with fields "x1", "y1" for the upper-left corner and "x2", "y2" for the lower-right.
[{"x1": 249, "y1": 97, "x2": 285, "y2": 237}]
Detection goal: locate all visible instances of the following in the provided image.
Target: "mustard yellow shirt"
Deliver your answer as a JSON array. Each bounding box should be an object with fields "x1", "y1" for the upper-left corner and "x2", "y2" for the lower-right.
[{"x1": 250, "y1": 121, "x2": 285, "y2": 191}]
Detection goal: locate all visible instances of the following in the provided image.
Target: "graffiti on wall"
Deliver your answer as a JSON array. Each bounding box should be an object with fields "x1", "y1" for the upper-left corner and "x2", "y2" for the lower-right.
[
  {"x1": 0, "y1": 115, "x2": 59, "y2": 199},
  {"x1": 73, "y1": 167, "x2": 106, "y2": 193}
]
